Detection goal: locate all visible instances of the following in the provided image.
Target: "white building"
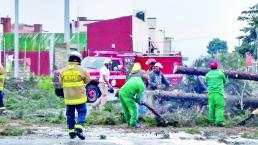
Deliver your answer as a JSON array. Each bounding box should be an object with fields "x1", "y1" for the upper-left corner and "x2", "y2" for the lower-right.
[{"x1": 147, "y1": 17, "x2": 172, "y2": 54}]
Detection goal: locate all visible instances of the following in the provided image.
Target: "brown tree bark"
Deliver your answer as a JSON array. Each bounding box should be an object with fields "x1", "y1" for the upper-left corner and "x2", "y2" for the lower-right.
[
  {"x1": 173, "y1": 65, "x2": 258, "y2": 81},
  {"x1": 145, "y1": 90, "x2": 258, "y2": 108}
]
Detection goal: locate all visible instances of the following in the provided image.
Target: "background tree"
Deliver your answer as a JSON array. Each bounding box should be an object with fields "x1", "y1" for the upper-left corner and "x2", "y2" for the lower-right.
[
  {"x1": 207, "y1": 38, "x2": 228, "y2": 57},
  {"x1": 236, "y1": 4, "x2": 258, "y2": 58}
]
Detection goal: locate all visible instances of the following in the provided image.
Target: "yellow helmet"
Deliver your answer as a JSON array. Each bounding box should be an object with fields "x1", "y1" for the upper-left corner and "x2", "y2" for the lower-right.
[{"x1": 131, "y1": 63, "x2": 141, "y2": 73}]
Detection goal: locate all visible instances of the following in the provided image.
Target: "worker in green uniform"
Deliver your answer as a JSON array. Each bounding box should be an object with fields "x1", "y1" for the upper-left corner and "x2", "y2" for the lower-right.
[
  {"x1": 205, "y1": 60, "x2": 226, "y2": 126},
  {"x1": 117, "y1": 70, "x2": 148, "y2": 128}
]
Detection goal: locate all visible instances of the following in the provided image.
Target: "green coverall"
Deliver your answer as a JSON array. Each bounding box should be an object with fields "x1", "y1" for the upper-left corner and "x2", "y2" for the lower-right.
[
  {"x1": 119, "y1": 77, "x2": 145, "y2": 127},
  {"x1": 205, "y1": 69, "x2": 226, "y2": 125}
]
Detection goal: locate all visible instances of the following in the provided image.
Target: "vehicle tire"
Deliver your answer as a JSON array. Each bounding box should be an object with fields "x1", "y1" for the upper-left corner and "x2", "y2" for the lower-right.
[{"x1": 86, "y1": 84, "x2": 101, "y2": 103}]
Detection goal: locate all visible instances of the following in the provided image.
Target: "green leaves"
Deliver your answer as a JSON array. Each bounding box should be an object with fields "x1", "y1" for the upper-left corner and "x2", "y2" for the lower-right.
[
  {"x1": 237, "y1": 4, "x2": 258, "y2": 57},
  {"x1": 207, "y1": 38, "x2": 228, "y2": 57}
]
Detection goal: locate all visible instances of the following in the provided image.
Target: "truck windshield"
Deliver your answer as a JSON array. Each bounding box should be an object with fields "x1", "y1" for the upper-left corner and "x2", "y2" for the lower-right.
[{"x1": 81, "y1": 57, "x2": 105, "y2": 70}]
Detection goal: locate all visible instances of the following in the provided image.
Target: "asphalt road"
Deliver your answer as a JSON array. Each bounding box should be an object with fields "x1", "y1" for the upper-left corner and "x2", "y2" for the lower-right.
[{"x1": 1, "y1": 126, "x2": 258, "y2": 145}]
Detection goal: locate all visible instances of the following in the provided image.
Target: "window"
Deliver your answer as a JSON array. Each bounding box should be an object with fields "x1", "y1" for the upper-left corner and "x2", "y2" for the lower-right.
[
  {"x1": 111, "y1": 60, "x2": 120, "y2": 71},
  {"x1": 81, "y1": 57, "x2": 105, "y2": 70}
]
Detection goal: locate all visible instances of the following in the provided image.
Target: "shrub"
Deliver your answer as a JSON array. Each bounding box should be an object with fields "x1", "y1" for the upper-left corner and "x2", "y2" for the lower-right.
[
  {"x1": 37, "y1": 76, "x2": 55, "y2": 92},
  {"x1": 142, "y1": 115, "x2": 158, "y2": 127},
  {"x1": 195, "y1": 115, "x2": 208, "y2": 126},
  {"x1": 0, "y1": 128, "x2": 24, "y2": 136}
]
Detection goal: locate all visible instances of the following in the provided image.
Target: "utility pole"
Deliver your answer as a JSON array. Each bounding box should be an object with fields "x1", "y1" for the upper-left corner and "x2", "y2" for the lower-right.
[
  {"x1": 64, "y1": 0, "x2": 70, "y2": 59},
  {"x1": 14, "y1": 0, "x2": 19, "y2": 78},
  {"x1": 256, "y1": 27, "x2": 258, "y2": 61},
  {"x1": 49, "y1": 34, "x2": 54, "y2": 77},
  {"x1": 255, "y1": 3, "x2": 258, "y2": 73},
  {"x1": 77, "y1": 5, "x2": 80, "y2": 51}
]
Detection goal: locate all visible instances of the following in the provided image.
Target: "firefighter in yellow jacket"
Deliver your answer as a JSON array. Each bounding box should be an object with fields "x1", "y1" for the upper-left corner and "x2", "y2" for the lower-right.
[
  {"x1": 0, "y1": 64, "x2": 5, "y2": 114},
  {"x1": 59, "y1": 51, "x2": 91, "y2": 140}
]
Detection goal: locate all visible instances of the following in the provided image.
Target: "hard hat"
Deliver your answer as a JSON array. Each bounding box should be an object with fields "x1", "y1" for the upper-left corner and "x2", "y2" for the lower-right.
[
  {"x1": 154, "y1": 62, "x2": 163, "y2": 68},
  {"x1": 145, "y1": 58, "x2": 157, "y2": 65},
  {"x1": 68, "y1": 51, "x2": 82, "y2": 63},
  {"x1": 131, "y1": 63, "x2": 141, "y2": 73},
  {"x1": 252, "y1": 108, "x2": 258, "y2": 115},
  {"x1": 210, "y1": 60, "x2": 218, "y2": 69},
  {"x1": 104, "y1": 58, "x2": 112, "y2": 64}
]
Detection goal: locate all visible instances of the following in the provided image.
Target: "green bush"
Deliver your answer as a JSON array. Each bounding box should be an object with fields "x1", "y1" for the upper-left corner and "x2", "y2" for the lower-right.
[
  {"x1": 104, "y1": 103, "x2": 116, "y2": 112},
  {"x1": 0, "y1": 128, "x2": 24, "y2": 136},
  {"x1": 195, "y1": 115, "x2": 208, "y2": 126},
  {"x1": 0, "y1": 116, "x2": 10, "y2": 125},
  {"x1": 142, "y1": 116, "x2": 158, "y2": 127},
  {"x1": 224, "y1": 110, "x2": 251, "y2": 128},
  {"x1": 37, "y1": 76, "x2": 54, "y2": 92}
]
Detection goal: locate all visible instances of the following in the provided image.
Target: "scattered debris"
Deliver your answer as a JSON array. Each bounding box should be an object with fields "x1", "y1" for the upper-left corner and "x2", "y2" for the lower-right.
[
  {"x1": 100, "y1": 135, "x2": 107, "y2": 140},
  {"x1": 185, "y1": 128, "x2": 201, "y2": 135},
  {"x1": 160, "y1": 132, "x2": 170, "y2": 139}
]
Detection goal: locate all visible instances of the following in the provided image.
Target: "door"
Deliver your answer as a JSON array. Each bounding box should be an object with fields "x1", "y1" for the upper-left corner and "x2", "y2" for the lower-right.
[{"x1": 110, "y1": 59, "x2": 126, "y2": 88}]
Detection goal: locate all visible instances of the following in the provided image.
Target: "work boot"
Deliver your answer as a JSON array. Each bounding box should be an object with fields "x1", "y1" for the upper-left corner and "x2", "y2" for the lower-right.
[
  {"x1": 137, "y1": 116, "x2": 144, "y2": 123},
  {"x1": 69, "y1": 132, "x2": 77, "y2": 139},
  {"x1": 75, "y1": 128, "x2": 85, "y2": 140},
  {"x1": 134, "y1": 123, "x2": 141, "y2": 128},
  {"x1": 216, "y1": 123, "x2": 225, "y2": 127},
  {"x1": 68, "y1": 129, "x2": 76, "y2": 139},
  {"x1": 130, "y1": 123, "x2": 140, "y2": 128}
]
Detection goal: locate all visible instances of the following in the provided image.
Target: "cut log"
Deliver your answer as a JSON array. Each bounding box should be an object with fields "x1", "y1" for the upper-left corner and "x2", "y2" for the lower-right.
[
  {"x1": 173, "y1": 65, "x2": 258, "y2": 81},
  {"x1": 145, "y1": 90, "x2": 258, "y2": 108}
]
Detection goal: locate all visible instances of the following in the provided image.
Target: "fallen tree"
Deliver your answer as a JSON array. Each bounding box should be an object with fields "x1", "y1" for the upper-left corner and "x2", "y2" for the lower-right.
[
  {"x1": 173, "y1": 65, "x2": 258, "y2": 81},
  {"x1": 145, "y1": 90, "x2": 258, "y2": 108}
]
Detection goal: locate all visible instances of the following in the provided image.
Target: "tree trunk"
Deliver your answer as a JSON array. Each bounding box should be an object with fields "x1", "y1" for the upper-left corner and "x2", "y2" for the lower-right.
[
  {"x1": 145, "y1": 90, "x2": 258, "y2": 108},
  {"x1": 173, "y1": 65, "x2": 258, "y2": 81}
]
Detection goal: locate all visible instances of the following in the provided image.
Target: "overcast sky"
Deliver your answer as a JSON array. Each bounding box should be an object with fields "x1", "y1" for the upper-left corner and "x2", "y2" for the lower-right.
[{"x1": 0, "y1": 0, "x2": 257, "y2": 64}]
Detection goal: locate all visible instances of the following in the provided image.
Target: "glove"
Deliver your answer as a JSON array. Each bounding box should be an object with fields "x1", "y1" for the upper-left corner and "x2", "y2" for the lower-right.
[{"x1": 108, "y1": 87, "x2": 114, "y2": 93}]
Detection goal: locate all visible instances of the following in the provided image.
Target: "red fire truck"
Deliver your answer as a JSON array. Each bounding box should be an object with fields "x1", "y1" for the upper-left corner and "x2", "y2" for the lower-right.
[{"x1": 81, "y1": 51, "x2": 183, "y2": 88}]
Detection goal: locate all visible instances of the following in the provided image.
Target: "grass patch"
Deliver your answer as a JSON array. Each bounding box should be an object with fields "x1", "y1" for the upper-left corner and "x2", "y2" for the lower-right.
[
  {"x1": 0, "y1": 116, "x2": 10, "y2": 125},
  {"x1": 141, "y1": 116, "x2": 158, "y2": 127},
  {"x1": 0, "y1": 128, "x2": 24, "y2": 136},
  {"x1": 185, "y1": 128, "x2": 201, "y2": 135},
  {"x1": 87, "y1": 110, "x2": 123, "y2": 125},
  {"x1": 22, "y1": 120, "x2": 33, "y2": 126},
  {"x1": 241, "y1": 131, "x2": 258, "y2": 139},
  {"x1": 195, "y1": 115, "x2": 208, "y2": 126},
  {"x1": 163, "y1": 106, "x2": 208, "y2": 127},
  {"x1": 224, "y1": 110, "x2": 252, "y2": 128},
  {"x1": 24, "y1": 117, "x2": 65, "y2": 125},
  {"x1": 87, "y1": 103, "x2": 125, "y2": 125}
]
